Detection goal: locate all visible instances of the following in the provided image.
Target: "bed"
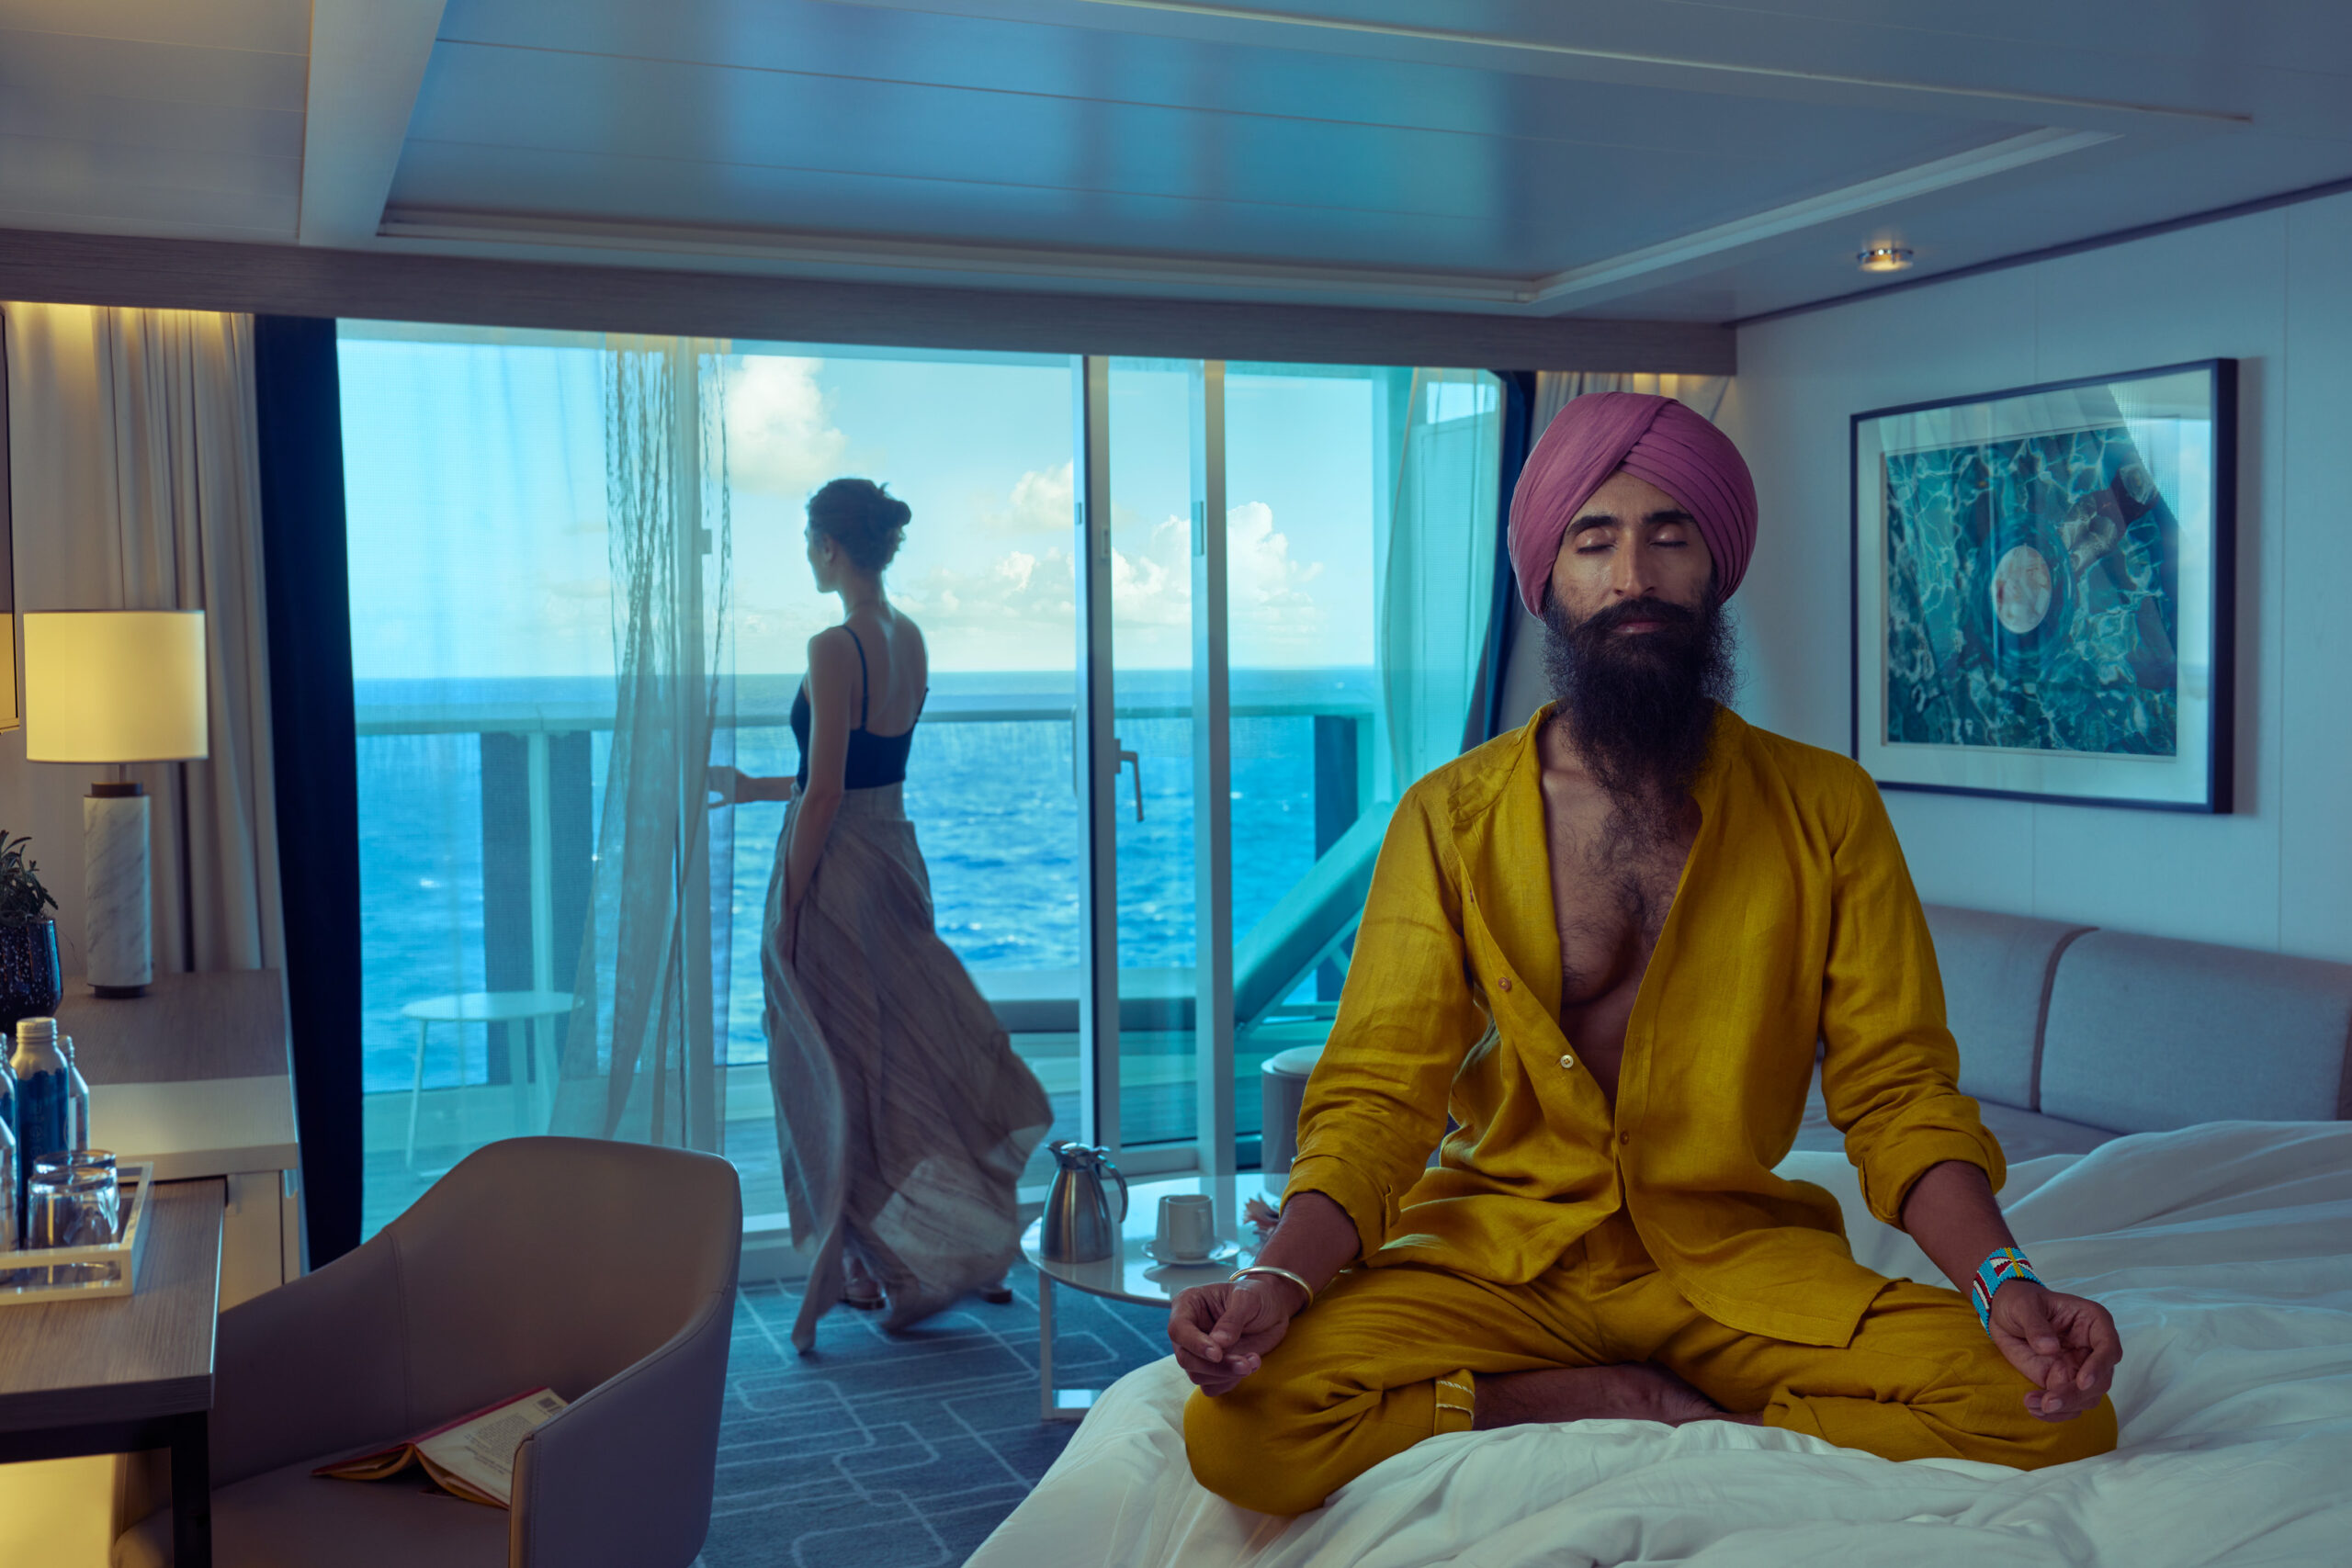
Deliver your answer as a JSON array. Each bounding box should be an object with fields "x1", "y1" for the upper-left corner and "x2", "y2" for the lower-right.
[{"x1": 967, "y1": 1120, "x2": 2352, "y2": 1568}]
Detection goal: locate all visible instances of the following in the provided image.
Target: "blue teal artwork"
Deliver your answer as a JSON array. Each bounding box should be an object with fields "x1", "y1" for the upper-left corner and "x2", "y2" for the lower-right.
[{"x1": 1882, "y1": 425, "x2": 2179, "y2": 755}]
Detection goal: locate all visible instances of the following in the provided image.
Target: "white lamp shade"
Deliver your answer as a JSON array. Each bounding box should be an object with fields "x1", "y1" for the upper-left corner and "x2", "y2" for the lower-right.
[{"x1": 22, "y1": 610, "x2": 209, "y2": 763}]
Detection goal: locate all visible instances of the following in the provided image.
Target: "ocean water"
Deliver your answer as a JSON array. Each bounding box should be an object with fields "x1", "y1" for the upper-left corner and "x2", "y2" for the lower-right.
[{"x1": 356, "y1": 669, "x2": 1374, "y2": 1094}]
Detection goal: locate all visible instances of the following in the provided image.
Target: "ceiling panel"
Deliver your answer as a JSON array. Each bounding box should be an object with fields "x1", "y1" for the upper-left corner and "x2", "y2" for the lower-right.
[
  {"x1": 0, "y1": 82, "x2": 300, "y2": 162},
  {"x1": 393, "y1": 2, "x2": 2017, "y2": 276},
  {"x1": 11, "y1": 0, "x2": 2352, "y2": 322},
  {"x1": 0, "y1": 2, "x2": 308, "y2": 241},
  {"x1": 1590, "y1": 124, "x2": 2352, "y2": 321},
  {"x1": 0, "y1": 130, "x2": 299, "y2": 236},
  {"x1": 0, "y1": 24, "x2": 307, "y2": 111},
  {"x1": 1649, "y1": 0, "x2": 2352, "y2": 81},
  {"x1": 0, "y1": 0, "x2": 310, "y2": 54}
]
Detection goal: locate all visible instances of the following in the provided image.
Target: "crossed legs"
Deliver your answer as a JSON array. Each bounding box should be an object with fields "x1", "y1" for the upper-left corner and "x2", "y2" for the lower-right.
[{"x1": 1184, "y1": 1231, "x2": 2114, "y2": 1516}]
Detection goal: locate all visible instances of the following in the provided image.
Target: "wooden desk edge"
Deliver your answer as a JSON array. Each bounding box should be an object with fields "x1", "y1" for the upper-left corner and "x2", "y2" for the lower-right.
[{"x1": 0, "y1": 1179, "x2": 225, "y2": 1438}]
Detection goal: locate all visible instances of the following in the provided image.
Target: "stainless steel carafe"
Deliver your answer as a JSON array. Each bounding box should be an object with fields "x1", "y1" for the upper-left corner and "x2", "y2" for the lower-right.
[{"x1": 1039, "y1": 1141, "x2": 1128, "y2": 1263}]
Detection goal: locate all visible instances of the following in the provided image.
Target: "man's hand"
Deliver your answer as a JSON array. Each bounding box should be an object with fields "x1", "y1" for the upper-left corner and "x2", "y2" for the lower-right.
[
  {"x1": 1988, "y1": 1281, "x2": 2121, "y2": 1421},
  {"x1": 1169, "y1": 1279, "x2": 1305, "y2": 1396}
]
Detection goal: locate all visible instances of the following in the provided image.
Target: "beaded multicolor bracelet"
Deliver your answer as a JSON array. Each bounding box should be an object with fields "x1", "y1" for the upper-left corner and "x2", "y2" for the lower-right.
[{"x1": 1969, "y1": 1247, "x2": 2042, "y2": 1336}]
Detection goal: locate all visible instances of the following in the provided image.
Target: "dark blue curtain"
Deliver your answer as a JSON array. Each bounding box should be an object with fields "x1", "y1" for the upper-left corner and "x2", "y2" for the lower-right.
[
  {"x1": 253, "y1": 316, "x2": 362, "y2": 1267},
  {"x1": 1470, "y1": 370, "x2": 1538, "y2": 745}
]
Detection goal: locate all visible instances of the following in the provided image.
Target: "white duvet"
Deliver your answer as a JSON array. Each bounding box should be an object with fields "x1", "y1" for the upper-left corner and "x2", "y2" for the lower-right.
[{"x1": 968, "y1": 1121, "x2": 2352, "y2": 1567}]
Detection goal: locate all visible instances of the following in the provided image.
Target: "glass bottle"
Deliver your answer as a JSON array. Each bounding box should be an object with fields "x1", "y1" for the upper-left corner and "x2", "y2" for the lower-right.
[
  {"x1": 59, "y1": 1035, "x2": 90, "y2": 1154},
  {"x1": 0, "y1": 1109, "x2": 17, "y2": 1254},
  {"x1": 10, "y1": 1017, "x2": 70, "y2": 1240},
  {"x1": 0, "y1": 1048, "x2": 16, "y2": 1214}
]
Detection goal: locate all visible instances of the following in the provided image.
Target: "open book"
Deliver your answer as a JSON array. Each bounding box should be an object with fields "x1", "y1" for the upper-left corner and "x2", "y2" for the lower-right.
[{"x1": 313, "y1": 1388, "x2": 570, "y2": 1507}]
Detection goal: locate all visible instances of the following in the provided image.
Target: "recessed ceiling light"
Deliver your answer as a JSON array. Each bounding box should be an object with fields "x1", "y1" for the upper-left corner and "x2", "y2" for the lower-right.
[{"x1": 1858, "y1": 245, "x2": 1915, "y2": 274}]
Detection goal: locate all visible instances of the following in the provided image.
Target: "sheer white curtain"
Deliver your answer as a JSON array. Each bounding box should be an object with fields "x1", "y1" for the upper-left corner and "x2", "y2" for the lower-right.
[
  {"x1": 1374, "y1": 368, "x2": 1505, "y2": 799},
  {"x1": 1494, "y1": 372, "x2": 1736, "y2": 733},
  {"x1": 0, "y1": 302, "x2": 284, "y2": 977},
  {"x1": 548, "y1": 337, "x2": 735, "y2": 1153}
]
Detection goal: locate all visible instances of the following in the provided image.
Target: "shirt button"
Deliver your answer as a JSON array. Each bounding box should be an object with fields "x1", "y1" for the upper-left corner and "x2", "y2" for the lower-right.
[
  {"x1": 1558, "y1": 1053, "x2": 1575, "y2": 1070},
  {"x1": 1498, "y1": 976, "x2": 1512, "y2": 992},
  {"x1": 1618, "y1": 1130, "x2": 1632, "y2": 1145}
]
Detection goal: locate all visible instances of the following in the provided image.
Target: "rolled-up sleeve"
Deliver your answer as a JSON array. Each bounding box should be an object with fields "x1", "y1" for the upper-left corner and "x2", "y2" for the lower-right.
[
  {"x1": 1283, "y1": 784, "x2": 1489, "y2": 1264},
  {"x1": 1818, "y1": 767, "x2": 2007, "y2": 1226}
]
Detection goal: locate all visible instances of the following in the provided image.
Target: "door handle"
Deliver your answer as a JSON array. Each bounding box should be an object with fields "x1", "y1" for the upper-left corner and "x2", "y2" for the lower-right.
[{"x1": 1114, "y1": 739, "x2": 1143, "y2": 821}]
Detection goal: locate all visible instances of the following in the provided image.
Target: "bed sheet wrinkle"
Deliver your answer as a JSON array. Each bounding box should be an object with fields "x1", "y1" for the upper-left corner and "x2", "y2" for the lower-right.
[{"x1": 968, "y1": 1122, "x2": 2352, "y2": 1568}]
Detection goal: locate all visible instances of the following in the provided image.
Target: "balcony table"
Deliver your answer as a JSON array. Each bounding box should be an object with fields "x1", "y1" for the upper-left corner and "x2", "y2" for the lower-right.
[
  {"x1": 398, "y1": 989, "x2": 575, "y2": 1166},
  {"x1": 1019, "y1": 1172, "x2": 1269, "y2": 1423}
]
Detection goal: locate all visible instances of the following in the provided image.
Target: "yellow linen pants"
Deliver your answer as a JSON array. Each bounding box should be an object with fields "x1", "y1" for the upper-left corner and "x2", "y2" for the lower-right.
[{"x1": 1184, "y1": 1208, "x2": 2116, "y2": 1516}]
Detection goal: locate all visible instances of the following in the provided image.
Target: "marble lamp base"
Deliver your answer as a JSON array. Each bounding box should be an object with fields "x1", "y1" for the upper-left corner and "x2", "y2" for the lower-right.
[{"x1": 85, "y1": 781, "x2": 152, "y2": 997}]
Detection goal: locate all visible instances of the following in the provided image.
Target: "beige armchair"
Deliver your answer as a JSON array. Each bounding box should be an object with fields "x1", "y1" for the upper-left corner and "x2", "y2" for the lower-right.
[{"x1": 115, "y1": 1136, "x2": 742, "y2": 1567}]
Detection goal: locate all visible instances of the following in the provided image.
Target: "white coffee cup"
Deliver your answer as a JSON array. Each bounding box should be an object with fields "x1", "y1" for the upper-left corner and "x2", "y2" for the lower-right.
[{"x1": 1156, "y1": 1193, "x2": 1216, "y2": 1260}]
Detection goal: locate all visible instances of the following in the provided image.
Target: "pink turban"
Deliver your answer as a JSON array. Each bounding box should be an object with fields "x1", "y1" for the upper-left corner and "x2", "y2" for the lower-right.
[{"x1": 1506, "y1": 392, "x2": 1758, "y2": 616}]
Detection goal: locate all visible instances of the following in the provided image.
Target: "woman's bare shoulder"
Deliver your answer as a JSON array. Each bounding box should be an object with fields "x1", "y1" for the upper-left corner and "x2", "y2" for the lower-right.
[{"x1": 805, "y1": 626, "x2": 857, "y2": 687}]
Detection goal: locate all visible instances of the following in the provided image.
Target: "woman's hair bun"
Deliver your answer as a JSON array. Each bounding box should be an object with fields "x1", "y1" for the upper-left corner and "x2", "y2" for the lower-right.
[{"x1": 808, "y1": 478, "x2": 910, "y2": 572}]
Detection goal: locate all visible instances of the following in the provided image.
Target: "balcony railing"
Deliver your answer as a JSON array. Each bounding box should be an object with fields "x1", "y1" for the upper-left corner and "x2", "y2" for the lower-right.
[{"x1": 357, "y1": 682, "x2": 1374, "y2": 1234}]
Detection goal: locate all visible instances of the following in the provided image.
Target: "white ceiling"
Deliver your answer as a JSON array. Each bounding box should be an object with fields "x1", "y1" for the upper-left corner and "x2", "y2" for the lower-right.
[{"x1": 5, "y1": 0, "x2": 2351, "y2": 324}]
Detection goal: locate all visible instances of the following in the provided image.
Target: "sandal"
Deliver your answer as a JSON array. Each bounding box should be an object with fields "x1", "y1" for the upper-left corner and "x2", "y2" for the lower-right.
[
  {"x1": 979, "y1": 1281, "x2": 1013, "y2": 1305},
  {"x1": 842, "y1": 1271, "x2": 885, "y2": 1312}
]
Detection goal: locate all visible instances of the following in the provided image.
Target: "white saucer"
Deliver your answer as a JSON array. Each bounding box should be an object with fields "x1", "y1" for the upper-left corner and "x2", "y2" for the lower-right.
[{"x1": 1142, "y1": 1238, "x2": 1239, "y2": 1267}]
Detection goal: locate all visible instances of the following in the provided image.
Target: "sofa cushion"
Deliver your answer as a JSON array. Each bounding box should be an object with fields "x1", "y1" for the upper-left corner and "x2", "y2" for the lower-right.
[
  {"x1": 2040, "y1": 931, "x2": 2352, "y2": 1134},
  {"x1": 1920, "y1": 904, "x2": 2094, "y2": 1111},
  {"x1": 1794, "y1": 1080, "x2": 2112, "y2": 1166}
]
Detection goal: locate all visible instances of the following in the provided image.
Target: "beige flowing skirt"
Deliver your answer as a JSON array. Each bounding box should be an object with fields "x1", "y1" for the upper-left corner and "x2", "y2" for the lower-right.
[{"x1": 762, "y1": 784, "x2": 1053, "y2": 1330}]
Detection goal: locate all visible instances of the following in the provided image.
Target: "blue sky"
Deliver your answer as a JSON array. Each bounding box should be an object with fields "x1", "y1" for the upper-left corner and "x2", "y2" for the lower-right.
[{"x1": 339, "y1": 331, "x2": 1392, "y2": 679}]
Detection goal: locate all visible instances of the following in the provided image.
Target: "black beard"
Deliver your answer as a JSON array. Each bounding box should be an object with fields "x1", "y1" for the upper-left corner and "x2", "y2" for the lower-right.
[{"x1": 1540, "y1": 592, "x2": 1737, "y2": 821}]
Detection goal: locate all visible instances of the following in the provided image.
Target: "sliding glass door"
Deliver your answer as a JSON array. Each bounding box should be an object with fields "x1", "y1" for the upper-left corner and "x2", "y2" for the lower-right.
[{"x1": 341, "y1": 324, "x2": 1503, "y2": 1237}]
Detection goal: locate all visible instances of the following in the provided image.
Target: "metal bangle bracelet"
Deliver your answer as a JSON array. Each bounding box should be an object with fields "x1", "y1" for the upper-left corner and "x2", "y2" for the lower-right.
[{"x1": 1230, "y1": 1264, "x2": 1315, "y2": 1310}]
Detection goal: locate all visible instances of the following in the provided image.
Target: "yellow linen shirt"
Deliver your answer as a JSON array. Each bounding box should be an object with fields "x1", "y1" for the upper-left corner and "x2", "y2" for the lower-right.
[{"x1": 1283, "y1": 705, "x2": 2004, "y2": 1349}]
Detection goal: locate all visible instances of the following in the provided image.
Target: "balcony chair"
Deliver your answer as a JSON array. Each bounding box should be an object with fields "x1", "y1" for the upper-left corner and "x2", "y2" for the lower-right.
[{"x1": 114, "y1": 1136, "x2": 742, "y2": 1568}]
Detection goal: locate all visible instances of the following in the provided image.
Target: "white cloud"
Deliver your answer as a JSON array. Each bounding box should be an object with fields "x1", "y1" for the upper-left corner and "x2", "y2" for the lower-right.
[
  {"x1": 1227, "y1": 502, "x2": 1327, "y2": 654},
  {"x1": 983, "y1": 461, "x2": 1075, "y2": 537},
  {"x1": 776, "y1": 475, "x2": 1331, "y2": 671},
  {"x1": 896, "y1": 546, "x2": 1081, "y2": 670},
  {"x1": 1095, "y1": 502, "x2": 1329, "y2": 661},
  {"x1": 723, "y1": 357, "x2": 849, "y2": 497}
]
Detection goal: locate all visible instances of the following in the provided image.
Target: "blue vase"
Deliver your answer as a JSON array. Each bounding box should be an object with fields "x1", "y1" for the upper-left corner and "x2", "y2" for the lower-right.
[{"x1": 0, "y1": 921, "x2": 62, "y2": 1033}]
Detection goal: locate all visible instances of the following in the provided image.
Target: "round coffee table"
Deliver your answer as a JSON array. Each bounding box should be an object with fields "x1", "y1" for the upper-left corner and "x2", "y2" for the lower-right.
[{"x1": 1020, "y1": 1173, "x2": 1266, "y2": 1422}]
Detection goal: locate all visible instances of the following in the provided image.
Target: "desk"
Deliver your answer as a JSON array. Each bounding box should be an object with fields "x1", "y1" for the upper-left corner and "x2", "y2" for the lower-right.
[
  {"x1": 60, "y1": 970, "x2": 303, "y2": 1300},
  {"x1": 0, "y1": 1180, "x2": 224, "y2": 1568}
]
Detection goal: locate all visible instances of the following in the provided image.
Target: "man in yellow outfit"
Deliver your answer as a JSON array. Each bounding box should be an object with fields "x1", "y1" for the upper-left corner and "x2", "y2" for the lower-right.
[{"x1": 1171, "y1": 393, "x2": 2121, "y2": 1517}]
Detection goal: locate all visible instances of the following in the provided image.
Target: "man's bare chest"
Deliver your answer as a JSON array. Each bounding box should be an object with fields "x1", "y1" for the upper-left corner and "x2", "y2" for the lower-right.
[{"x1": 1544, "y1": 819, "x2": 1691, "y2": 1006}]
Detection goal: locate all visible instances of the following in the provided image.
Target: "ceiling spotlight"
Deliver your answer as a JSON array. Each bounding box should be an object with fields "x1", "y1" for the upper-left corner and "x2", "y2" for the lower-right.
[{"x1": 1858, "y1": 245, "x2": 1915, "y2": 274}]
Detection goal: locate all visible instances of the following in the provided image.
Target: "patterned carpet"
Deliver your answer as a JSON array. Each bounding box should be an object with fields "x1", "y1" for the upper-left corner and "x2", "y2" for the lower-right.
[{"x1": 697, "y1": 1267, "x2": 1177, "y2": 1568}]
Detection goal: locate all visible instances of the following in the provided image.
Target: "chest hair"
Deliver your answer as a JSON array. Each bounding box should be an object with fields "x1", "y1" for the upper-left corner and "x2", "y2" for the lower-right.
[{"x1": 1554, "y1": 810, "x2": 1690, "y2": 1005}]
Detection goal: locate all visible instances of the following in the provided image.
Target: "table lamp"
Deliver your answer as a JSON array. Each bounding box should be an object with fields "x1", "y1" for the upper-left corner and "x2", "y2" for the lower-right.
[{"x1": 20, "y1": 611, "x2": 209, "y2": 997}]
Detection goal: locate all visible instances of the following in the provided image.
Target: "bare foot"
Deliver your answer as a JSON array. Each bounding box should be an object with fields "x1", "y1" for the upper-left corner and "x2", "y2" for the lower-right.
[{"x1": 1472, "y1": 1363, "x2": 1763, "y2": 1431}]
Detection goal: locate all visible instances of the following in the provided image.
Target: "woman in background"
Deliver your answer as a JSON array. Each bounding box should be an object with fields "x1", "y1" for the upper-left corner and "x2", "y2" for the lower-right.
[{"x1": 711, "y1": 478, "x2": 1051, "y2": 1352}]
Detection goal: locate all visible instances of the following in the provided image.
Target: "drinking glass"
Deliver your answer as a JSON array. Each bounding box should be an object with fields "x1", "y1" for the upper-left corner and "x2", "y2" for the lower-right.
[{"x1": 68, "y1": 1151, "x2": 119, "y2": 1241}]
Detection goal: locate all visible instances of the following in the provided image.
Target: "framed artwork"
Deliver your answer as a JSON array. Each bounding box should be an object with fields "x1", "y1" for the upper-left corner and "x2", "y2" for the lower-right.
[{"x1": 1850, "y1": 359, "x2": 2236, "y2": 813}]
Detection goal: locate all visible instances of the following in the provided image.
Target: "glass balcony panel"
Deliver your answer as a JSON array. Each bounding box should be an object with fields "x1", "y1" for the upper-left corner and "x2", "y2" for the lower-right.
[{"x1": 1106, "y1": 359, "x2": 1202, "y2": 1148}]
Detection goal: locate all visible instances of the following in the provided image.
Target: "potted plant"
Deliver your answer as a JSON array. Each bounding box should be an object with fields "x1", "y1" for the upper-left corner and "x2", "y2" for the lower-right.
[{"x1": 0, "y1": 831, "x2": 62, "y2": 1030}]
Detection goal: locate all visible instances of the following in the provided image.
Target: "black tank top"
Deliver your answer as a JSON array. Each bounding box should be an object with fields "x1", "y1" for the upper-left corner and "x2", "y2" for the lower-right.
[{"x1": 791, "y1": 626, "x2": 923, "y2": 789}]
